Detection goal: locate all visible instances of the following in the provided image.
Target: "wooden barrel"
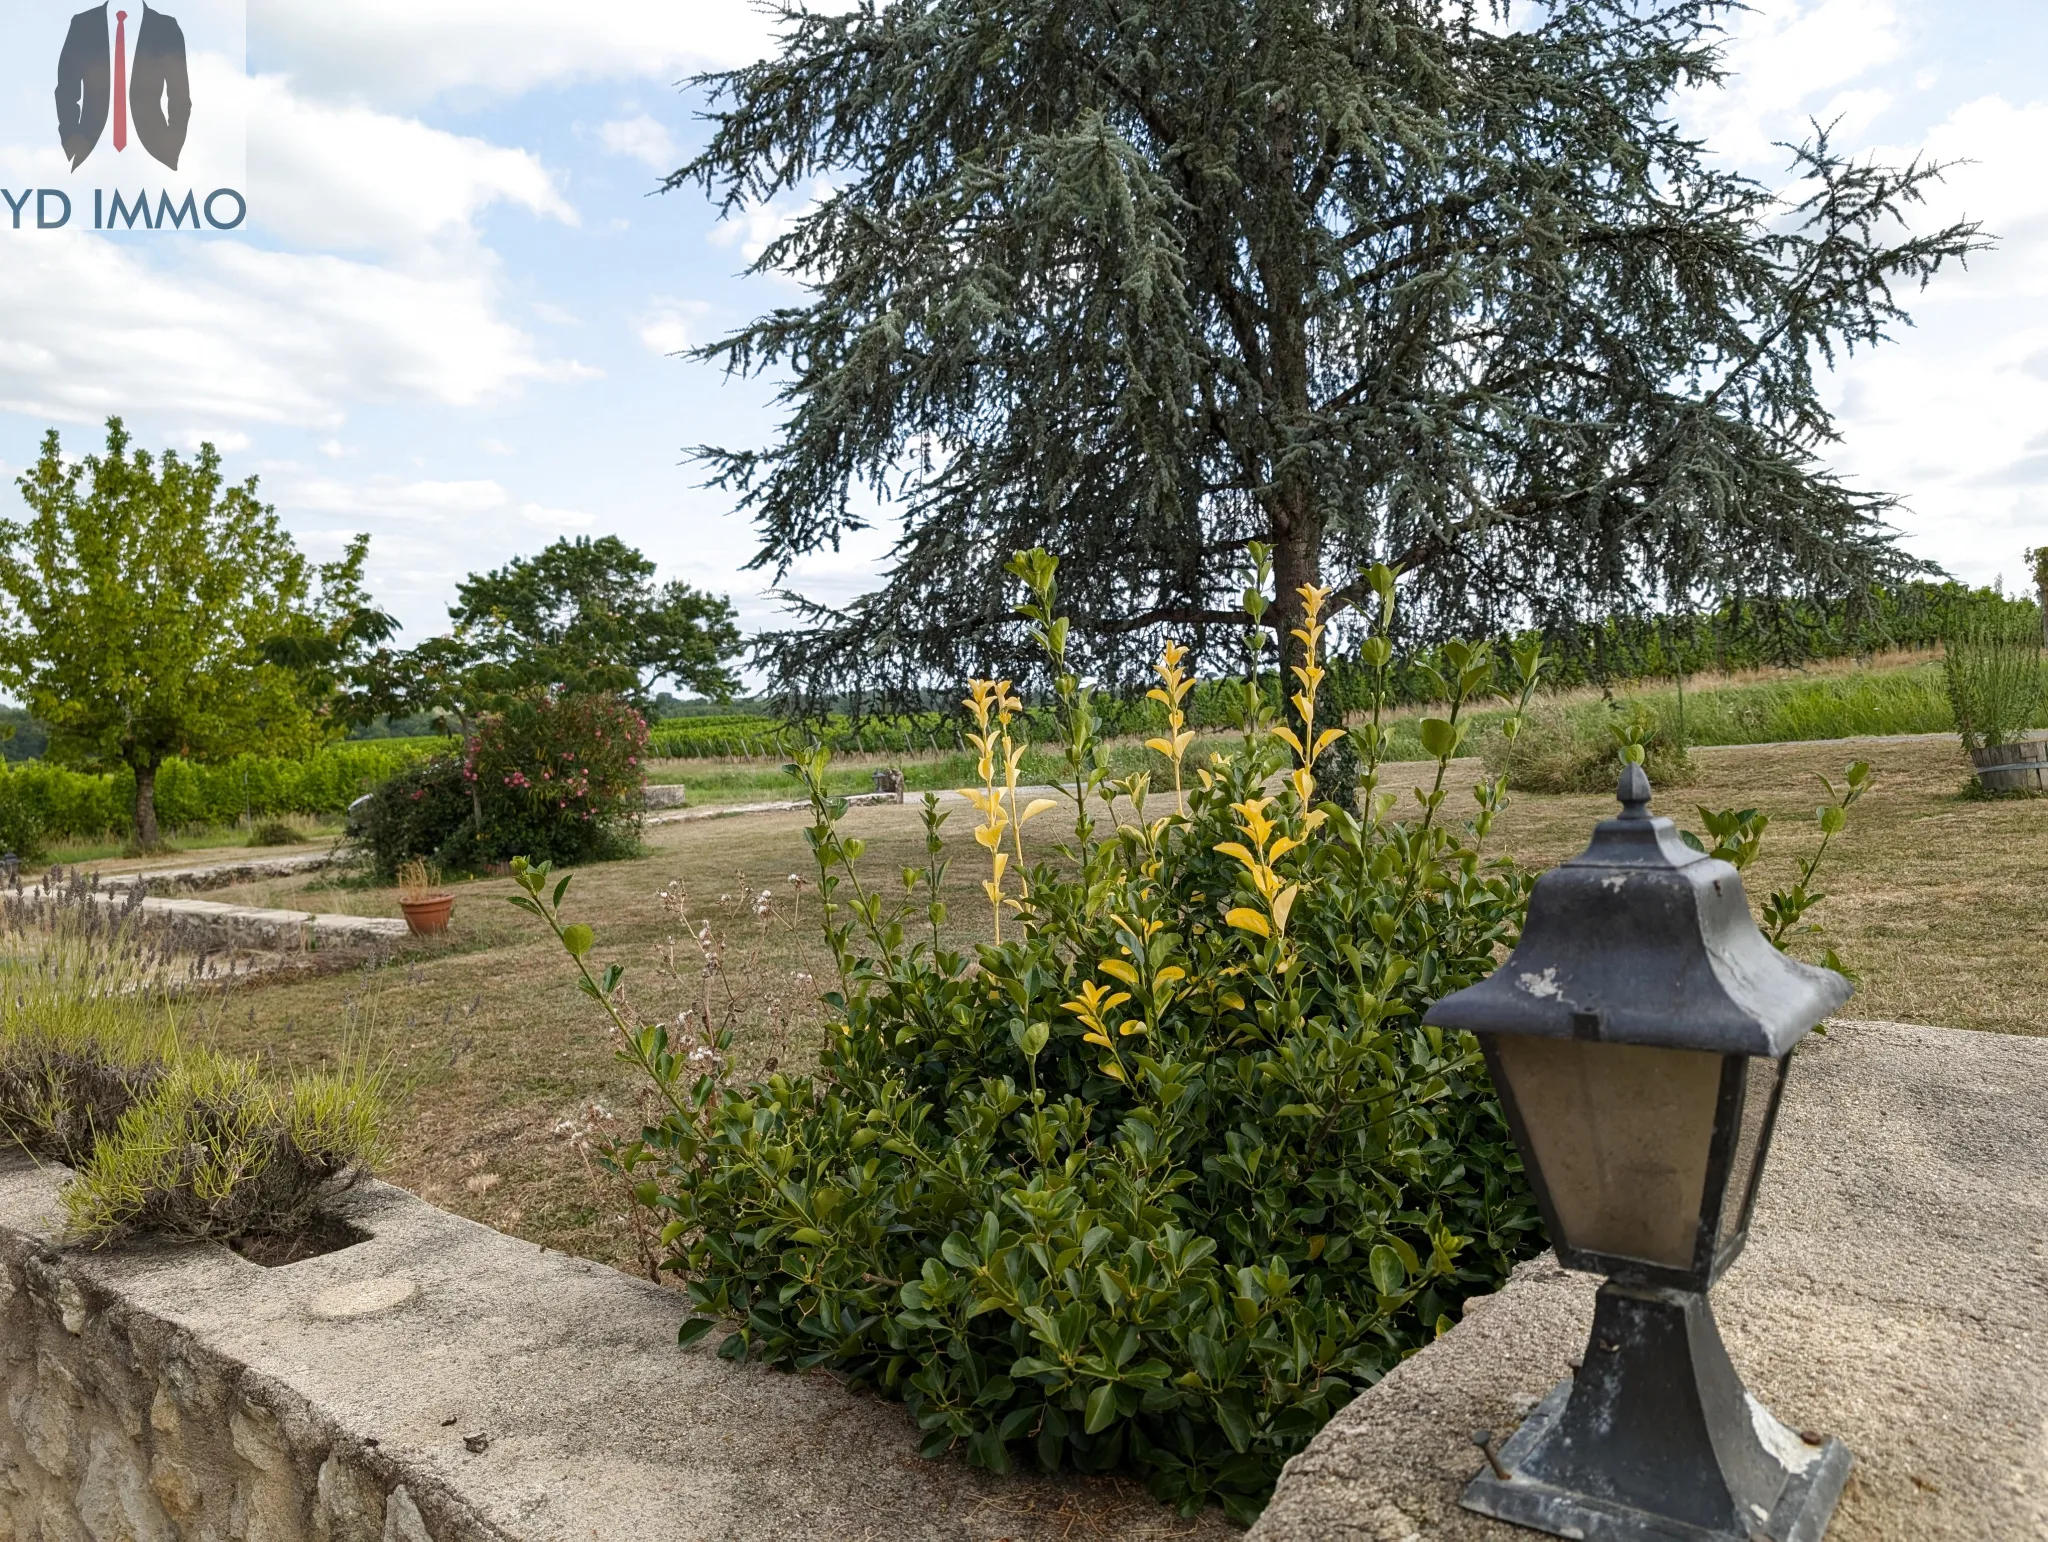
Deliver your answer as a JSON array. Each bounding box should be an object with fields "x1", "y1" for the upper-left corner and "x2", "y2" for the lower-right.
[{"x1": 1970, "y1": 735, "x2": 2048, "y2": 793}]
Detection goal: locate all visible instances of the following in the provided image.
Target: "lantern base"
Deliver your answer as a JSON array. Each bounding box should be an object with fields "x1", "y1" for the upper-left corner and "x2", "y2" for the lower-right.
[{"x1": 1460, "y1": 1283, "x2": 1852, "y2": 1542}]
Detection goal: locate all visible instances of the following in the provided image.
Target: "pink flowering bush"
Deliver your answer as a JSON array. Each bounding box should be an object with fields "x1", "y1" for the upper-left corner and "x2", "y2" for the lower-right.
[
  {"x1": 354, "y1": 690, "x2": 647, "y2": 876},
  {"x1": 445, "y1": 690, "x2": 648, "y2": 869}
]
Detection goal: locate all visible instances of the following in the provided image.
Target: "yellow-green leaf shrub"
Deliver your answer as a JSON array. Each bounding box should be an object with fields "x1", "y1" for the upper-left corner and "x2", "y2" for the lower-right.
[{"x1": 518, "y1": 550, "x2": 1549, "y2": 1522}]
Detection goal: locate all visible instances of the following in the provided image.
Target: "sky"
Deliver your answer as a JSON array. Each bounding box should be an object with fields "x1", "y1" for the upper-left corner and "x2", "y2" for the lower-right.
[{"x1": 0, "y1": 0, "x2": 2044, "y2": 691}]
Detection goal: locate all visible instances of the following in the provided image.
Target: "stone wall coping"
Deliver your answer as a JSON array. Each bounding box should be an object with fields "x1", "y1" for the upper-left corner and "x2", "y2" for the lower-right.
[
  {"x1": 0, "y1": 1157, "x2": 1232, "y2": 1541},
  {"x1": 1248, "y1": 1019, "x2": 2048, "y2": 1542}
]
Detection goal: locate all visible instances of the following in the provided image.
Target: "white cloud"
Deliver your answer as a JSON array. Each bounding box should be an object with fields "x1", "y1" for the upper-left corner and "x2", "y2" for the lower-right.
[
  {"x1": 1683, "y1": 0, "x2": 1908, "y2": 164},
  {"x1": 256, "y1": 0, "x2": 779, "y2": 105},
  {"x1": 0, "y1": 234, "x2": 590, "y2": 428},
  {"x1": 281, "y1": 474, "x2": 588, "y2": 531},
  {"x1": 637, "y1": 298, "x2": 711, "y2": 356},
  {"x1": 1815, "y1": 93, "x2": 2048, "y2": 587},
  {"x1": 599, "y1": 114, "x2": 679, "y2": 170},
  {"x1": 247, "y1": 75, "x2": 576, "y2": 256},
  {"x1": 168, "y1": 428, "x2": 252, "y2": 453},
  {"x1": 519, "y1": 501, "x2": 594, "y2": 531}
]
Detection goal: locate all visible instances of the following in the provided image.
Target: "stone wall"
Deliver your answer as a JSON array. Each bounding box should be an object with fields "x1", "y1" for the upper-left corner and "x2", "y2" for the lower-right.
[
  {"x1": 1, "y1": 1219, "x2": 491, "y2": 1542},
  {"x1": 0, "y1": 1162, "x2": 1230, "y2": 1542}
]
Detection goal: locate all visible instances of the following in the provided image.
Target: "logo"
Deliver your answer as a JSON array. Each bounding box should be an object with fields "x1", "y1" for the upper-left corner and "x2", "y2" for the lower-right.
[
  {"x1": 3, "y1": 0, "x2": 244, "y2": 234},
  {"x1": 57, "y1": 3, "x2": 191, "y2": 171}
]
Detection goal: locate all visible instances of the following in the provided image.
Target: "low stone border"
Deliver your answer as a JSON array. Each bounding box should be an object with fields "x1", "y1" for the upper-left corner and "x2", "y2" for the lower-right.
[
  {"x1": 0, "y1": 1167, "x2": 1232, "y2": 1542},
  {"x1": 96, "y1": 851, "x2": 344, "y2": 896},
  {"x1": 12, "y1": 885, "x2": 407, "y2": 951},
  {"x1": 645, "y1": 789, "x2": 904, "y2": 825},
  {"x1": 5, "y1": 1020, "x2": 2034, "y2": 1540},
  {"x1": 1247, "y1": 1019, "x2": 2048, "y2": 1542}
]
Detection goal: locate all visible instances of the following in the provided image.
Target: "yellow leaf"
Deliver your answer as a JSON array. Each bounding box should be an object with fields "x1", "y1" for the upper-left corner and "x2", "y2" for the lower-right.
[
  {"x1": 1099, "y1": 1060, "x2": 1128, "y2": 1083},
  {"x1": 1266, "y1": 835, "x2": 1301, "y2": 863},
  {"x1": 1213, "y1": 840, "x2": 1261, "y2": 872},
  {"x1": 1220, "y1": 991, "x2": 1247, "y2": 1011},
  {"x1": 990, "y1": 851, "x2": 1008, "y2": 881},
  {"x1": 1173, "y1": 730, "x2": 1196, "y2": 755},
  {"x1": 1311, "y1": 727, "x2": 1347, "y2": 760},
  {"x1": 1118, "y1": 1020, "x2": 1147, "y2": 1036},
  {"x1": 1270, "y1": 725, "x2": 1305, "y2": 757},
  {"x1": 1154, "y1": 965, "x2": 1187, "y2": 985},
  {"x1": 1271, "y1": 883, "x2": 1299, "y2": 935},
  {"x1": 1225, "y1": 907, "x2": 1272, "y2": 938},
  {"x1": 1098, "y1": 958, "x2": 1140, "y2": 986},
  {"x1": 1146, "y1": 687, "x2": 1173, "y2": 707},
  {"x1": 1145, "y1": 737, "x2": 1178, "y2": 759},
  {"x1": 1101, "y1": 991, "x2": 1131, "y2": 1012},
  {"x1": 983, "y1": 880, "x2": 1004, "y2": 905},
  {"x1": 973, "y1": 823, "x2": 1006, "y2": 850},
  {"x1": 1302, "y1": 809, "x2": 1328, "y2": 833},
  {"x1": 1018, "y1": 797, "x2": 1059, "y2": 825},
  {"x1": 1083, "y1": 1030, "x2": 1112, "y2": 1050}
]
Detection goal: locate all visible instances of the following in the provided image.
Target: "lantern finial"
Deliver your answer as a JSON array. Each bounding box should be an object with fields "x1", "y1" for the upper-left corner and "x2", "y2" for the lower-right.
[{"x1": 1617, "y1": 761, "x2": 1652, "y2": 819}]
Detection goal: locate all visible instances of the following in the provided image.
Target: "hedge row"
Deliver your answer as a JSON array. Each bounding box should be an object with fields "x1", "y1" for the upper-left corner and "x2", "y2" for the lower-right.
[{"x1": 0, "y1": 739, "x2": 452, "y2": 841}]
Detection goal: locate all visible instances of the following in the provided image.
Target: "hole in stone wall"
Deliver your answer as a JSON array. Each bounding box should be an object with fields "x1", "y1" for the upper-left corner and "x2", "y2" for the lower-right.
[{"x1": 228, "y1": 1213, "x2": 369, "y2": 1267}]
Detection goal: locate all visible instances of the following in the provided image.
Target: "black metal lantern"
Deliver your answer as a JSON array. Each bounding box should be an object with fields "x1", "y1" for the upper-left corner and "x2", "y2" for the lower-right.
[{"x1": 1424, "y1": 764, "x2": 1853, "y2": 1542}]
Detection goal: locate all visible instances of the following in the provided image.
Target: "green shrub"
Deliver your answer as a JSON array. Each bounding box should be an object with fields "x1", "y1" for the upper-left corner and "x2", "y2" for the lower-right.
[
  {"x1": 352, "y1": 692, "x2": 649, "y2": 876},
  {"x1": 0, "y1": 765, "x2": 46, "y2": 861},
  {"x1": 1478, "y1": 700, "x2": 1696, "y2": 793},
  {"x1": 1943, "y1": 610, "x2": 2045, "y2": 751},
  {"x1": 515, "y1": 552, "x2": 1549, "y2": 1521},
  {"x1": 246, "y1": 819, "x2": 302, "y2": 846},
  {"x1": 0, "y1": 738, "x2": 451, "y2": 844},
  {"x1": 0, "y1": 927, "x2": 170, "y2": 1163}
]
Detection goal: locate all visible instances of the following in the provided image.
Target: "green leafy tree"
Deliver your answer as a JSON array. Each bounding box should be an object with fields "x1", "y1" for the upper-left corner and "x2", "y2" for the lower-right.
[
  {"x1": 0, "y1": 420, "x2": 324, "y2": 848},
  {"x1": 256, "y1": 533, "x2": 400, "y2": 733},
  {"x1": 675, "y1": 0, "x2": 1984, "y2": 710},
  {"x1": 448, "y1": 535, "x2": 742, "y2": 705}
]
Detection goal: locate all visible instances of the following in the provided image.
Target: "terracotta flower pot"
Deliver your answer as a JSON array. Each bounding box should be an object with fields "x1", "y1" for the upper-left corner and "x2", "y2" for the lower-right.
[{"x1": 400, "y1": 894, "x2": 455, "y2": 936}]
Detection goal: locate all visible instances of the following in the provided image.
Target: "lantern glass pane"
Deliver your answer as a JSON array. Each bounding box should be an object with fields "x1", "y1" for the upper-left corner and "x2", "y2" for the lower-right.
[
  {"x1": 1493, "y1": 1038, "x2": 1723, "y2": 1269},
  {"x1": 1717, "y1": 1054, "x2": 1786, "y2": 1247}
]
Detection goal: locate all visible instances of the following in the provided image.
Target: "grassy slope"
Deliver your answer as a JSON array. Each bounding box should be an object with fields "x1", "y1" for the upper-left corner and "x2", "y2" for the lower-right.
[{"x1": 175, "y1": 730, "x2": 2044, "y2": 1275}]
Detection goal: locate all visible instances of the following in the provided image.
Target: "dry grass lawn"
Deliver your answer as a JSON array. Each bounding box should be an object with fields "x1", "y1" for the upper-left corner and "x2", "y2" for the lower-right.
[{"x1": 172, "y1": 732, "x2": 2041, "y2": 1268}]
